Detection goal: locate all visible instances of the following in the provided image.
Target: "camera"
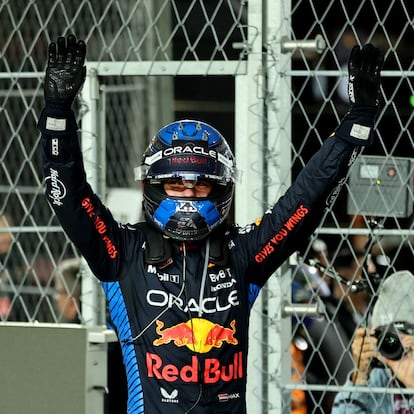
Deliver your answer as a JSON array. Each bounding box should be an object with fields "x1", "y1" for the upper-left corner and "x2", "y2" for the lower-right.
[{"x1": 374, "y1": 327, "x2": 404, "y2": 360}]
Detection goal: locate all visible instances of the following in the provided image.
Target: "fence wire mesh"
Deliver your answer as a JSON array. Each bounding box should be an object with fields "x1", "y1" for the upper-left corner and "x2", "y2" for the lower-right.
[{"x1": 0, "y1": 0, "x2": 413, "y2": 413}]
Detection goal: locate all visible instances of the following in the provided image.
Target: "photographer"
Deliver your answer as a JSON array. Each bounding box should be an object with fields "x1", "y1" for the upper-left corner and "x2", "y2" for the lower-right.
[{"x1": 332, "y1": 270, "x2": 414, "y2": 413}]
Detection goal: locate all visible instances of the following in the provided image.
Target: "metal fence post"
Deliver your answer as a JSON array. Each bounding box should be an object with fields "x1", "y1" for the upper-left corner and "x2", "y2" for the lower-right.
[
  {"x1": 235, "y1": 0, "x2": 265, "y2": 411},
  {"x1": 80, "y1": 69, "x2": 107, "y2": 326}
]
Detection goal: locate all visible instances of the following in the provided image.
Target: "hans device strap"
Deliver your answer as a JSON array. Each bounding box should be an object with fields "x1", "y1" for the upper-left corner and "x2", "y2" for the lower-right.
[{"x1": 140, "y1": 222, "x2": 229, "y2": 268}]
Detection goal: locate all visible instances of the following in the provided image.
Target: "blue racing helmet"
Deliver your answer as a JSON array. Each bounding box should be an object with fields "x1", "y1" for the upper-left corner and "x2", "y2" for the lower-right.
[{"x1": 136, "y1": 120, "x2": 239, "y2": 240}]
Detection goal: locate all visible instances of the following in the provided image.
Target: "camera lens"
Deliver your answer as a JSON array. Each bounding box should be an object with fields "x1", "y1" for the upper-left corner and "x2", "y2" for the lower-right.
[{"x1": 375, "y1": 329, "x2": 404, "y2": 360}]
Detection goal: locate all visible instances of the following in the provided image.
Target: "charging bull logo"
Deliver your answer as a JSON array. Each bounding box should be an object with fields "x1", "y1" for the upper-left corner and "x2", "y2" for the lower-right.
[{"x1": 153, "y1": 318, "x2": 238, "y2": 354}]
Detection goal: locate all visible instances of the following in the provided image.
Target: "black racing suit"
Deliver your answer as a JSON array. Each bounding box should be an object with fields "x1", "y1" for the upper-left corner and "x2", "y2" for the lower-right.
[{"x1": 39, "y1": 104, "x2": 363, "y2": 413}]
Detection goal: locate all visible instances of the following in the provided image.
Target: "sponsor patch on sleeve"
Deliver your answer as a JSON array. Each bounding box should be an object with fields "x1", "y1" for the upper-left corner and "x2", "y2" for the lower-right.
[
  {"x1": 350, "y1": 123, "x2": 370, "y2": 141},
  {"x1": 46, "y1": 116, "x2": 67, "y2": 131}
]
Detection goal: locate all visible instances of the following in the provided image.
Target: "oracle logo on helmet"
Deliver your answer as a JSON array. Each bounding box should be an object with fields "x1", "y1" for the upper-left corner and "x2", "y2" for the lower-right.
[{"x1": 162, "y1": 145, "x2": 217, "y2": 158}]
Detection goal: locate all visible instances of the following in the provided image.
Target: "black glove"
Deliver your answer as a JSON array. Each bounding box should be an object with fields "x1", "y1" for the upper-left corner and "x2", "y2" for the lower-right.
[
  {"x1": 335, "y1": 43, "x2": 383, "y2": 146},
  {"x1": 347, "y1": 44, "x2": 383, "y2": 107},
  {"x1": 44, "y1": 34, "x2": 86, "y2": 108}
]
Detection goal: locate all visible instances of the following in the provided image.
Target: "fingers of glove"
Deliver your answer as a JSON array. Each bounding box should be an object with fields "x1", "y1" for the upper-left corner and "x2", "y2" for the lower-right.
[
  {"x1": 48, "y1": 41, "x2": 57, "y2": 65},
  {"x1": 44, "y1": 35, "x2": 86, "y2": 105},
  {"x1": 359, "y1": 44, "x2": 380, "y2": 79},
  {"x1": 347, "y1": 45, "x2": 361, "y2": 104},
  {"x1": 369, "y1": 46, "x2": 384, "y2": 78},
  {"x1": 348, "y1": 45, "x2": 361, "y2": 74},
  {"x1": 65, "y1": 34, "x2": 77, "y2": 65},
  {"x1": 56, "y1": 36, "x2": 67, "y2": 64},
  {"x1": 360, "y1": 44, "x2": 374, "y2": 68},
  {"x1": 64, "y1": 34, "x2": 86, "y2": 67},
  {"x1": 347, "y1": 43, "x2": 383, "y2": 106},
  {"x1": 74, "y1": 39, "x2": 86, "y2": 67}
]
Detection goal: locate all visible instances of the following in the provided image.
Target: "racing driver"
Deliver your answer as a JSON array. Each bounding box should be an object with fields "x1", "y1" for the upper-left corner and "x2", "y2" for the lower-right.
[{"x1": 38, "y1": 35, "x2": 383, "y2": 413}]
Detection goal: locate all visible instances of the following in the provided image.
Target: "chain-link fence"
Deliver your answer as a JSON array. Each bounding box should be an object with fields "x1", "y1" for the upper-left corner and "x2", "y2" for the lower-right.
[{"x1": 0, "y1": 0, "x2": 413, "y2": 412}]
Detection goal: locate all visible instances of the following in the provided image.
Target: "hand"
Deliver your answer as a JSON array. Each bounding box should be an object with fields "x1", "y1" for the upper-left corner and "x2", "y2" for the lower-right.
[
  {"x1": 351, "y1": 328, "x2": 377, "y2": 384},
  {"x1": 347, "y1": 44, "x2": 383, "y2": 107},
  {"x1": 44, "y1": 34, "x2": 86, "y2": 107}
]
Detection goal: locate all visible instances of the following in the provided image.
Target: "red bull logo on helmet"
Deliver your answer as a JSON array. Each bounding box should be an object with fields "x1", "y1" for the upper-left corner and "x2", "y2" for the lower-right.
[{"x1": 153, "y1": 318, "x2": 238, "y2": 353}]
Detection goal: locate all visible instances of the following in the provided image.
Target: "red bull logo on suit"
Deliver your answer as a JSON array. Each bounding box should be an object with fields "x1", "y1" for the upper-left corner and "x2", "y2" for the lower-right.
[
  {"x1": 147, "y1": 318, "x2": 243, "y2": 383},
  {"x1": 146, "y1": 351, "x2": 243, "y2": 383},
  {"x1": 153, "y1": 318, "x2": 238, "y2": 353}
]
